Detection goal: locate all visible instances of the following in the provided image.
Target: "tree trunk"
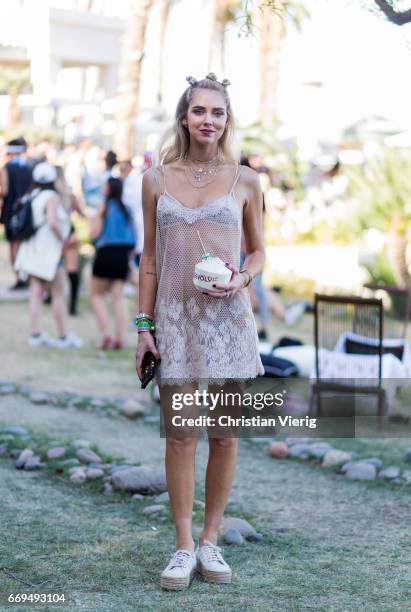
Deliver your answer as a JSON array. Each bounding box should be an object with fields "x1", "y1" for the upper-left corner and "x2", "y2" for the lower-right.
[
  {"x1": 114, "y1": 0, "x2": 153, "y2": 159},
  {"x1": 388, "y1": 216, "x2": 411, "y2": 288},
  {"x1": 157, "y1": 0, "x2": 170, "y2": 105},
  {"x1": 258, "y1": 0, "x2": 286, "y2": 126},
  {"x1": 7, "y1": 86, "x2": 20, "y2": 135},
  {"x1": 208, "y1": 0, "x2": 220, "y2": 72}
]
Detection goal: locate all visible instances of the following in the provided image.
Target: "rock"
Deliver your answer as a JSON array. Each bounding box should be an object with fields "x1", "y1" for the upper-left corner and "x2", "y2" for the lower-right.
[
  {"x1": 120, "y1": 398, "x2": 147, "y2": 419},
  {"x1": 288, "y1": 444, "x2": 311, "y2": 459},
  {"x1": 322, "y1": 450, "x2": 352, "y2": 468},
  {"x1": 72, "y1": 439, "x2": 91, "y2": 449},
  {"x1": 404, "y1": 449, "x2": 411, "y2": 463},
  {"x1": 220, "y1": 517, "x2": 258, "y2": 540},
  {"x1": 362, "y1": 457, "x2": 383, "y2": 469},
  {"x1": 110, "y1": 464, "x2": 135, "y2": 474},
  {"x1": 86, "y1": 467, "x2": 104, "y2": 480},
  {"x1": 103, "y1": 483, "x2": 114, "y2": 496},
  {"x1": 0, "y1": 384, "x2": 16, "y2": 395},
  {"x1": 90, "y1": 398, "x2": 106, "y2": 409},
  {"x1": 345, "y1": 462, "x2": 376, "y2": 481},
  {"x1": 131, "y1": 494, "x2": 145, "y2": 500},
  {"x1": 402, "y1": 470, "x2": 411, "y2": 484},
  {"x1": 24, "y1": 455, "x2": 43, "y2": 470},
  {"x1": 341, "y1": 461, "x2": 354, "y2": 474},
  {"x1": 47, "y1": 447, "x2": 66, "y2": 460},
  {"x1": 267, "y1": 442, "x2": 288, "y2": 459},
  {"x1": 29, "y1": 391, "x2": 51, "y2": 405},
  {"x1": 0, "y1": 444, "x2": 7, "y2": 456},
  {"x1": 76, "y1": 448, "x2": 102, "y2": 464},
  {"x1": 142, "y1": 504, "x2": 166, "y2": 515},
  {"x1": 15, "y1": 448, "x2": 34, "y2": 469},
  {"x1": 286, "y1": 437, "x2": 310, "y2": 446},
  {"x1": 247, "y1": 532, "x2": 263, "y2": 542},
  {"x1": 61, "y1": 458, "x2": 80, "y2": 468},
  {"x1": 111, "y1": 467, "x2": 167, "y2": 494},
  {"x1": 307, "y1": 442, "x2": 333, "y2": 460},
  {"x1": 2, "y1": 426, "x2": 28, "y2": 436},
  {"x1": 223, "y1": 528, "x2": 244, "y2": 545},
  {"x1": 154, "y1": 491, "x2": 169, "y2": 503},
  {"x1": 70, "y1": 467, "x2": 86, "y2": 484},
  {"x1": 378, "y1": 466, "x2": 400, "y2": 480}
]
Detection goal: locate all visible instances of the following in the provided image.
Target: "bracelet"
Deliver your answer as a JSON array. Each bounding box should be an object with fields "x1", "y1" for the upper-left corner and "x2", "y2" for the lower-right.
[
  {"x1": 135, "y1": 312, "x2": 154, "y2": 322},
  {"x1": 239, "y1": 268, "x2": 253, "y2": 288}
]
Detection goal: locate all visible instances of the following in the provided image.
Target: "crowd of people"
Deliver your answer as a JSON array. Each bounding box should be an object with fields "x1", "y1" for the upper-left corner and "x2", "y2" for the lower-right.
[{"x1": 0, "y1": 136, "x2": 148, "y2": 350}]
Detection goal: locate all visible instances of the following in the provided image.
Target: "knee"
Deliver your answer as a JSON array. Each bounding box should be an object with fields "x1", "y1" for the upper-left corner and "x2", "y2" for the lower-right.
[
  {"x1": 209, "y1": 437, "x2": 238, "y2": 453},
  {"x1": 167, "y1": 436, "x2": 197, "y2": 454}
]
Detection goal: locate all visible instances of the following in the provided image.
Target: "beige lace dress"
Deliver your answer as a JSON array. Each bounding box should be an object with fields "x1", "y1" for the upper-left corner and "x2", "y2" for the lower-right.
[{"x1": 153, "y1": 163, "x2": 264, "y2": 387}]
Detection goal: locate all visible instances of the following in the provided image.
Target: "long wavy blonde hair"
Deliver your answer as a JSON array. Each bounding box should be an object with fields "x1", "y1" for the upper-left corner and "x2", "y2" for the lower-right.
[{"x1": 157, "y1": 73, "x2": 235, "y2": 165}]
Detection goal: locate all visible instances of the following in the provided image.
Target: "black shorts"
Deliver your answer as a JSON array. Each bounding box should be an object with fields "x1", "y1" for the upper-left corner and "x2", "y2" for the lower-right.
[{"x1": 92, "y1": 246, "x2": 131, "y2": 281}]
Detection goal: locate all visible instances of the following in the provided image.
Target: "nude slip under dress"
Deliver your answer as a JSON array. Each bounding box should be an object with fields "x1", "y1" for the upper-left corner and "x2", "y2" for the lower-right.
[{"x1": 153, "y1": 162, "x2": 265, "y2": 387}]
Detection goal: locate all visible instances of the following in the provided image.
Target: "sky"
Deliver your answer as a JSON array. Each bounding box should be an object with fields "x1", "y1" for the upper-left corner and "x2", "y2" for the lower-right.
[{"x1": 139, "y1": 0, "x2": 411, "y2": 147}]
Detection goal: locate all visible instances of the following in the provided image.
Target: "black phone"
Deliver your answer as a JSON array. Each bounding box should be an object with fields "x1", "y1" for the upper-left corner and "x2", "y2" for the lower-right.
[{"x1": 140, "y1": 350, "x2": 160, "y2": 389}]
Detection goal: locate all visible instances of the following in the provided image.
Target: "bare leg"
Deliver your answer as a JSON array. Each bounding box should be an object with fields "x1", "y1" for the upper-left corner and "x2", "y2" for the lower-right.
[
  {"x1": 200, "y1": 382, "x2": 242, "y2": 546},
  {"x1": 110, "y1": 279, "x2": 126, "y2": 346},
  {"x1": 10, "y1": 241, "x2": 20, "y2": 266},
  {"x1": 160, "y1": 383, "x2": 199, "y2": 552},
  {"x1": 50, "y1": 267, "x2": 67, "y2": 337},
  {"x1": 29, "y1": 276, "x2": 45, "y2": 335},
  {"x1": 90, "y1": 276, "x2": 112, "y2": 341}
]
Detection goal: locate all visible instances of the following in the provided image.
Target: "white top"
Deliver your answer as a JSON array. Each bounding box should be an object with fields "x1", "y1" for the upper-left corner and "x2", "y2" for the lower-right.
[{"x1": 14, "y1": 189, "x2": 70, "y2": 282}]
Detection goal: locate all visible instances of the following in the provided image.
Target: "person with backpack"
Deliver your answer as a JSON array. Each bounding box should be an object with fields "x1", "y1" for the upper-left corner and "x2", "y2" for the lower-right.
[
  {"x1": 0, "y1": 138, "x2": 32, "y2": 289},
  {"x1": 14, "y1": 162, "x2": 83, "y2": 348},
  {"x1": 89, "y1": 177, "x2": 136, "y2": 350}
]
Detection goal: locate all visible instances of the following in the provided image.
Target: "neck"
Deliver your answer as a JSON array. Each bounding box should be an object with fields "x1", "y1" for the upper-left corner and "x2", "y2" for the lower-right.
[{"x1": 187, "y1": 143, "x2": 219, "y2": 163}]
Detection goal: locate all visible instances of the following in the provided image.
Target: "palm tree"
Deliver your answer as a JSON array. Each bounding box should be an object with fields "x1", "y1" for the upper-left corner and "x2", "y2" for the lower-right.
[
  {"x1": 0, "y1": 67, "x2": 30, "y2": 135},
  {"x1": 114, "y1": 0, "x2": 154, "y2": 159},
  {"x1": 157, "y1": 0, "x2": 170, "y2": 106},
  {"x1": 349, "y1": 148, "x2": 411, "y2": 288},
  {"x1": 208, "y1": 0, "x2": 240, "y2": 74}
]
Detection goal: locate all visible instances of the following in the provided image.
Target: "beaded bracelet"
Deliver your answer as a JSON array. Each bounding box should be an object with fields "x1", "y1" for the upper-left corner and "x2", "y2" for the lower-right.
[{"x1": 134, "y1": 313, "x2": 155, "y2": 333}]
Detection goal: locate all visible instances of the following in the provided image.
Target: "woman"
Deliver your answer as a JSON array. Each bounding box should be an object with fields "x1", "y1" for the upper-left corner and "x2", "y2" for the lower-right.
[
  {"x1": 90, "y1": 177, "x2": 136, "y2": 350},
  {"x1": 14, "y1": 162, "x2": 82, "y2": 348},
  {"x1": 136, "y1": 73, "x2": 265, "y2": 590}
]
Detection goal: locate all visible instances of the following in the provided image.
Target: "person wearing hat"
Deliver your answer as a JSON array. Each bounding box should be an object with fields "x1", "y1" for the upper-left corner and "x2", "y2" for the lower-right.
[
  {"x1": 14, "y1": 162, "x2": 83, "y2": 348},
  {"x1": 0, "y1": 137, "x2": 32, "y2": 289}
]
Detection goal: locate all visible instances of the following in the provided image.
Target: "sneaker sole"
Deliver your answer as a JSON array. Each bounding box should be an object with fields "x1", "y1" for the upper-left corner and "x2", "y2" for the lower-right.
[
  {"x1": 160, "y1": 567, "x2": 196, "y2": 591},
  {"x1": 197, "y1": 560, "x2": 232, "y2": 584}
]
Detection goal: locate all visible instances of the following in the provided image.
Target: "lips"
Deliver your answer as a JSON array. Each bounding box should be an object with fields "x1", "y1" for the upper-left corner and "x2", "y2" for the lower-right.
[{"x1": 200, "y1": 130, "x2": 214, "y2": 135}]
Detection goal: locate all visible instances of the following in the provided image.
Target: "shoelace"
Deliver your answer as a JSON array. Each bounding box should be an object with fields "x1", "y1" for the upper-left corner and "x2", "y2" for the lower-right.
[
  {"x1": 168, "y1": 550, "x2": 192, "y2": 570},
  {"x1": 201, "y1": 543, "x2": 225, "y2": 565}
]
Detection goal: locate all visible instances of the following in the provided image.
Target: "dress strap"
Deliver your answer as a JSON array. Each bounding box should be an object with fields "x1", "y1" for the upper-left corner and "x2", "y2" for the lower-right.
[{"x1": 229, "y1": 163, "x2": 241, "y2": 195}]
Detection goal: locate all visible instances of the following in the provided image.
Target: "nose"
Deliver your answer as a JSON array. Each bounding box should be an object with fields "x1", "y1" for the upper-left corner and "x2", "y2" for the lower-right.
[{"x1": 203, "y1": 114, "x2": 213, "y2": 126}]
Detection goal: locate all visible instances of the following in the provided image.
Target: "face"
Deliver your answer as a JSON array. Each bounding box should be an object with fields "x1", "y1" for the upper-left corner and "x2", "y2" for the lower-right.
[
  {"x1": 183, "y1": 89, "x2": 228, "y2": 147},
  {"x1": 119, "y1": 162, "x2": 131, "y2": 177}
]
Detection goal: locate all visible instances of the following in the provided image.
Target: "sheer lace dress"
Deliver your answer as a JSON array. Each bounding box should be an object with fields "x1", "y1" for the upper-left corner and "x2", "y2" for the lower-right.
[{"x1": 153, "y1": 162, "x2": 264, "y2": 386}]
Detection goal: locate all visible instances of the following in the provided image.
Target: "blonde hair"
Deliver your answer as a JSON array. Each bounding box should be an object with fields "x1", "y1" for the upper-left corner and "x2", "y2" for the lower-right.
[{"x1": 157, "y1": 73, "x2": 234, "y2": 165}]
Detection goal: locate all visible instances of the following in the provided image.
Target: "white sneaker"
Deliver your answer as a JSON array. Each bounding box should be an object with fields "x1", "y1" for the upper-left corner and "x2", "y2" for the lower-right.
[
  {"x1": 52, "y1": 332, "x2": 84, "y2": 349},
  {"x1": 160, "y1": 549, "x2": 197, "y2": 590},
  {"x1": 284, "y1": 302, "x2": 305, "y2": 326},
  {"x1": 27, "y1": 332, "x2": 54, "y2": 348},
  {"x1": 196, "y1": 540, "x2": 232, "y2": 583}
]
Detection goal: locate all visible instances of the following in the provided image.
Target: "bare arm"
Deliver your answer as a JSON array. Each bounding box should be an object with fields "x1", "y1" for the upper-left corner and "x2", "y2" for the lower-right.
[
  {"x1": 0, "y1": 167, "x2": 8, "y2": 211},
  {"x1": 241, "y1": 166, "x2": 265, "y2": 279},
  {"x1": 89, "y1": 203, "x2": 106, "y2": 240},
  {"x1": 46, "y1": 195, "x2": 65, "y2": 242},
  {"x1": 138, "y1": 168, "x2": 160, "y2": 317}
]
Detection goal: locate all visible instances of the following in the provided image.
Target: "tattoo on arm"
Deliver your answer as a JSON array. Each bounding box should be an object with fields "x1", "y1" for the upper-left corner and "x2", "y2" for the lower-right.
[{"x1": 145, "y1": 271, "x2": 156, "y2": 276}]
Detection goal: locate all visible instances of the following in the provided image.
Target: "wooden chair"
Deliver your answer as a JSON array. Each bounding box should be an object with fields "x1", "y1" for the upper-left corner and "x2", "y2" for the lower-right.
[{"x1": 310, "y1": 294, "x2": 385, "y2": 428}]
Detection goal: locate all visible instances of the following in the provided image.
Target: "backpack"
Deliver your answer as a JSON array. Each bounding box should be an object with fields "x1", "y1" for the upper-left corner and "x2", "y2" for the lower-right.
[{"x1": 8, "y1": 191, "x2": 37, "y2": 241}]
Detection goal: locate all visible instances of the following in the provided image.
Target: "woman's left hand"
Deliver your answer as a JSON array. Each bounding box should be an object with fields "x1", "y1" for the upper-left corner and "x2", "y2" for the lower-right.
[{"x1": 203, "y1": 263, "x2": 245, "y2": 299}]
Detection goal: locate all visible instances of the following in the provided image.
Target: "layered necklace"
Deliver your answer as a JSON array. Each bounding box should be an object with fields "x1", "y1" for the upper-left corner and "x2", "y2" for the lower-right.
[{"x1": 184, "y1": 154, "x2": 220, "y2": 189}]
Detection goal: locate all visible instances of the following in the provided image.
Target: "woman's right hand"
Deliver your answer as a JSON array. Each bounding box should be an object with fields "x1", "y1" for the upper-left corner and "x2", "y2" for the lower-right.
[{"x1": 135, "y1": 332, "x2": 161, "y2": 381}]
